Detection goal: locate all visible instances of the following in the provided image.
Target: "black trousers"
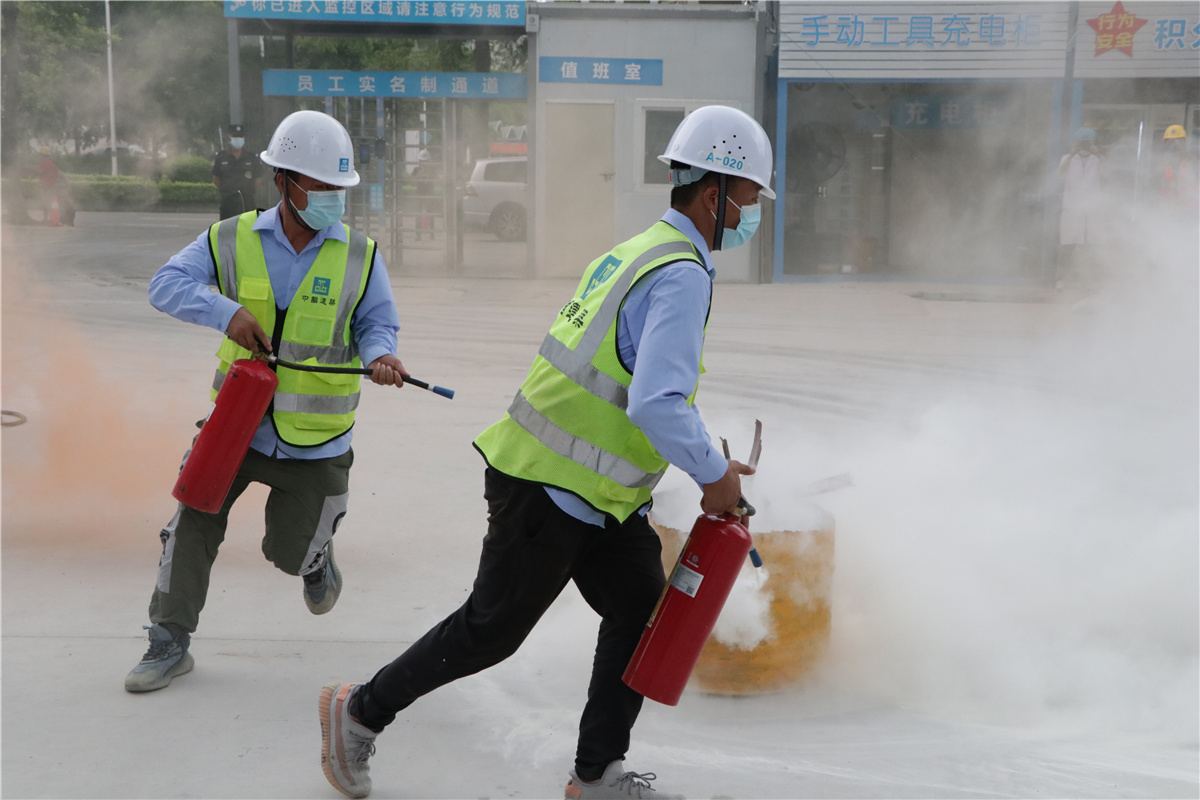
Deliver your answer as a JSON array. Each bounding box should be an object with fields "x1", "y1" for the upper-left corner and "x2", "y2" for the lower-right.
[
  {"x1": 218, "y1": 191, "x2": 250, "y2": 220},
  {"x1": 351, "y1": 467, "x2": 667, "y2": 781}
]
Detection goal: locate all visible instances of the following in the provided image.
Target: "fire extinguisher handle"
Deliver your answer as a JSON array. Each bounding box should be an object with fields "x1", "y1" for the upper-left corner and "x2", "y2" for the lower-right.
[{"x1": 735, "y1": 496, "x2": 756, "y2": 517}]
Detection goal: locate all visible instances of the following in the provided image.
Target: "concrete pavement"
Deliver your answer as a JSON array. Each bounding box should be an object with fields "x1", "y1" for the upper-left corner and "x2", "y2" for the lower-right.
[{"x1": 2, "y1": 212, "x2": 1196, "y2": 799}]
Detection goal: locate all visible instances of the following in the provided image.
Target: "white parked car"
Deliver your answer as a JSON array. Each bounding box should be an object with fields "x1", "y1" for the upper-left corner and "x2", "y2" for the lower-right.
[{"x1": 463, "y1": 157, "x2": 528, "y2": 242}]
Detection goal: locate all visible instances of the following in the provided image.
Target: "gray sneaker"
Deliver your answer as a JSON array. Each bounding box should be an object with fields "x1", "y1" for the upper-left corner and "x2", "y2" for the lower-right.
[
  {"x1": 319, "y1": 682, "x2": 377, "y2": 799},
  {"x1": 303, "y1": 542, "x2": 342, "y2": 615},
  {"x1": 565, "y1": 760, "x2": 685, "y2": 799},
  {"x1": 124, "y1": 624, "x2": 194, "y2": 693}
]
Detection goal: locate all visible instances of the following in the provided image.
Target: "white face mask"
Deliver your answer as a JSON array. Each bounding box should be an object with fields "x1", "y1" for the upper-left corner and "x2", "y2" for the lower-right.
[
  {"x1": 711, "y1": 196, "x2": 761, "y2": 249},
  {"x1": 230, "y1": 137, "x2": 245, "y2": 149},
  {"x1": 287, "y1": 176, "x2": 346, "y2": 230}
]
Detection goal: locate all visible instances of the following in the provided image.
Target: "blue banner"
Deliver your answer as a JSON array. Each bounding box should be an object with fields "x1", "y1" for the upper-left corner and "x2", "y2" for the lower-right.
[
  {"x1": 263, "y1": 70, "x2": 527, "y2": 99},
  {"x1": 225, "y1": 0, "x2": 525, "y2": 27},
  {"x1": 539, "y1": 57, "x2": 663, "y2": 86}
]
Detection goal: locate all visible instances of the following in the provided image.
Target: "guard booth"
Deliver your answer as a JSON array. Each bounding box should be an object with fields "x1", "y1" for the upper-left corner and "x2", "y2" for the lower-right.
[
  {"x1": 528, "y1": 3, "x2": 772, "y2": 282},
  {"x1": 223, "y1": 0, "x2": 529, "y2": 276}
]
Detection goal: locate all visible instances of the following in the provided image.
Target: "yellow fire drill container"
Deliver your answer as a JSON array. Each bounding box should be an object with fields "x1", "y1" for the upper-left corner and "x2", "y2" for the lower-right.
[{"x1": 650, "y1": 504, "x2": 835, "y2": 695}]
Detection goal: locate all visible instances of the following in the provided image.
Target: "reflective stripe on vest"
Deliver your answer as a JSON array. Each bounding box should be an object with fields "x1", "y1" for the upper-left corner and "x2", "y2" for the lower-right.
[
  {"x1": 531, "y1": 239, "x2": 698, "y2": 409},
  {"x1": 209, "y1": 210, "x2": 373, "y2": 443},
  {"x1": 213, "y1": 216, "x2": 370, "y2": 367},
  {"x1": 475, "y1": 224, "x2": 706, "y2": 521},
  {"x1": 210, "y1": 370, "x2": 362, "y2": 416},
  {"x1": 506, "y1": 239, "x2": 699, "y2": 490},
  {"x1": 214, "y1": 215, "x2": 242, "y2": 302},
  {"x1": 505, "y1": 389, "x2": 664, "y2": 489}
]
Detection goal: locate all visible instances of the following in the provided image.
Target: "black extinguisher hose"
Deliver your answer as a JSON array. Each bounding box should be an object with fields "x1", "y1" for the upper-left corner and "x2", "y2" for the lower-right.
[{"x1": 253, "y1": 338, "x2": 454, "y2": 399}]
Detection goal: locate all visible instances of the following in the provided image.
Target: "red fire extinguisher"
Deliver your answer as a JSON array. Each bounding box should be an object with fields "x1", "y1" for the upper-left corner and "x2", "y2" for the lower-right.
[
  {"x1": 170, "y1": 346, "x2": 456, "y2": 514},
  {"x1": 172, "y1": 357, "x2": 278, "y2": 513},
  {"x1": 623, "y1": 502, "x2": 763, "y2": 706}
]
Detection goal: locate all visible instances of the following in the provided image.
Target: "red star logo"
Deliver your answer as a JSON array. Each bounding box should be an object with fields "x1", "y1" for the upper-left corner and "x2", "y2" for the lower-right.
[{"x1": 1087, "y1": 1, "x2": 1148, "y2": 57}]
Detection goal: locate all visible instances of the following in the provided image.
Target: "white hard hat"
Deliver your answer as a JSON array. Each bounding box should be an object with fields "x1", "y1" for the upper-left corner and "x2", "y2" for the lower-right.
[
  {"x1": 658, "y1": 105, "x2": 775, "y2": 199},
  {"x1": 260, "y1": 110, "x2": 360, "y2": 187}
]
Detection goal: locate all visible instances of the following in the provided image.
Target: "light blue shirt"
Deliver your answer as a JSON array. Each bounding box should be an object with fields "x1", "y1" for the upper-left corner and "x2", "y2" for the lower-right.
[
  {"x1": 148, "y1": 205, "x2": 401, "y2": 460},
  {"x1": 546, "y1": 208, "x2": 728, "y2": 526}
]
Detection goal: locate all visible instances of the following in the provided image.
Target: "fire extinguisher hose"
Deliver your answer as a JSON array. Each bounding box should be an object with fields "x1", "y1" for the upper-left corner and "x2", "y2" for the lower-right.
[
  {"x1": 258, "y1": 351, "x2": 455, "y2": 399},
  {"x1": 735, "y1": 497, "x2": 764, "y2": 568}
]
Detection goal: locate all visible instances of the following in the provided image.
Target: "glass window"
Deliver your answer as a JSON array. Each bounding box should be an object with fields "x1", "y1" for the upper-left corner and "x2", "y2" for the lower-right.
[
  {"x1": 644, "y1": 109, "x2": 686, "y2": 184},
  {"x1": 484, "y1": 160, "x2": 526, "y2": 183}
]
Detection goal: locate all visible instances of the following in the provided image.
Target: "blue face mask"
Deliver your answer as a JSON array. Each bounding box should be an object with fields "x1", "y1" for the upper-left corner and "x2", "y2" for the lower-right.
[
  {"x1": 230, "y1": 137, "x2": 245, "y2": 149},
  {"x1": 289, "y1": 177, "x2": 346, "y2": 230},
  {"x1": 712, "y1": 197, "x2": 761, "y2": 249}
]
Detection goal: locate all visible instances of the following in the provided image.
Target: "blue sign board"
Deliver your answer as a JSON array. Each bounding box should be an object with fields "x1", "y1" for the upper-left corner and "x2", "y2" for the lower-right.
[
  {"x1": 225, "y1": 0, "x2": 525, "y2": 26},
  {"x1": 539, "y1": 57, "x2": 663, "y2": 86},
  {"x1": 263, "y1": 70, "x2": 526, "y2": 98}
]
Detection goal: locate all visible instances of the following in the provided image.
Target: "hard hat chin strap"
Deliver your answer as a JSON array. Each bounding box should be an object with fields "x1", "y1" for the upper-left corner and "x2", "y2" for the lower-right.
[
  {"x1": 712, "y1": 173, "x2": 728, "y2": 252},
  {"x1": 281, "y1": 171, "x2": 318, "y2": 232}
]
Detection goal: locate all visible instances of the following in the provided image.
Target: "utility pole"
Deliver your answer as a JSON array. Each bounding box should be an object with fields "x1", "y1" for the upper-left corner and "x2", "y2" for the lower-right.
[{"x1": 105, "y1": 0, "x2": 118, "y2": 175}]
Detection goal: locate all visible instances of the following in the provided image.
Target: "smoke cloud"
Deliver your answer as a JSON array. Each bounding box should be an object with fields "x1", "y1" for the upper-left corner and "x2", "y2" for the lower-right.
[
  {"x1": 673, "y1": 197, "x2": 1199, "y2": 741},
  {"x1": 1, "y1": 238, "x2": 185, "y2": 549}
]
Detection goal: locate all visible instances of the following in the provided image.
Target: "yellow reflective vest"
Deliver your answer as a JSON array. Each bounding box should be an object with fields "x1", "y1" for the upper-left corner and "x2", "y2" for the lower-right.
[
  {"x1": 208, "y1": 211, "x2": 375, "y2": 447},
  {"x1": 475, "y1": 221, "x2": 708, "y2": 522}
]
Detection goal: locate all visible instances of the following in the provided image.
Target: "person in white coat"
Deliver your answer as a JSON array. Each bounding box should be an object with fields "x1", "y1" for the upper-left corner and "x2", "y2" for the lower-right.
[{"x1": 1056, "y1": 127, "x2": 1105, "y2": 292}]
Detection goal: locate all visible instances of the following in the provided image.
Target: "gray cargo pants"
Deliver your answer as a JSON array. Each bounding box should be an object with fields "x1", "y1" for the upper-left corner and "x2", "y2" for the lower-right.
[{"x1": 148, "y1": 445, "x2": 353, "y2": 634}]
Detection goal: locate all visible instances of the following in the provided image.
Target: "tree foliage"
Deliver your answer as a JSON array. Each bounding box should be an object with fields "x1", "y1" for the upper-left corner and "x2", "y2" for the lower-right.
[
  {"x1": 2, "y1": 1, "x2": 228, "y2": 159},
  {"x1": 111, "y1": 1, "x2": 229, "y2": 155},
  {"x1": 1, "y1": 2, "x2": 109, "y2": 154},
  {"x1": 291, "y1": 35, "x2": 525, "y2": 74}
]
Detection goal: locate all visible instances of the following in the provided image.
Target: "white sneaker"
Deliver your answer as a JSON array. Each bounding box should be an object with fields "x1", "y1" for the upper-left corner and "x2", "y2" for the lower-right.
[
  {"x1": 319, "y1": 682, "x2": 377, "y2": 799},
  {"x1": 565, "y1": 760, "x2": 685, "y2": 799}
]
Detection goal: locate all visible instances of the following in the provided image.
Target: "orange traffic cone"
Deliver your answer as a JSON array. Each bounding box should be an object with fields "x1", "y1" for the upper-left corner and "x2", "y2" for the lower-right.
[{"x1": 47, "y1": 195, "x2": 61, "y2": 227}]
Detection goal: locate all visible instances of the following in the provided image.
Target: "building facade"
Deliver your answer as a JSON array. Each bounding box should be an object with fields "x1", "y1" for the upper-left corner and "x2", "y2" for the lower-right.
[
  {"x1": 529, "y1": 2, "x2": 769, "y2": 281},
  {"x1": 774, "y1": 1, "x2": 1199, "y2": 284}
]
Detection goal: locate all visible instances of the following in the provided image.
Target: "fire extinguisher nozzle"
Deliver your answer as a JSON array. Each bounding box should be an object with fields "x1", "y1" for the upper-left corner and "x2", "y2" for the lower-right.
[{"x1": 749, "y1": 547, "x2": 763, "y2": 568}]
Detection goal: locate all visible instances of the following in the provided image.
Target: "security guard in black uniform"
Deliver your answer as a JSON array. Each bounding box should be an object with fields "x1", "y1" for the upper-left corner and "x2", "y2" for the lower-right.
[{"x1": 212, "y1": 124, "x2": 261, "y2": 220}]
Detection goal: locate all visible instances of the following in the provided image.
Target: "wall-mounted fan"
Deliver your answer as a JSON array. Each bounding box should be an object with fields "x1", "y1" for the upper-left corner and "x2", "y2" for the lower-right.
[{"x1": 787, "y1": 122, "x2": 847, "y2": 190}]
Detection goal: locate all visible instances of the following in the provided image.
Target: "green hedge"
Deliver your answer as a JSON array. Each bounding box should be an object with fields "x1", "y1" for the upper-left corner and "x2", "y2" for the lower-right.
[
  {"x1": 66, "y1": 175, "x2": 161, "y2": 209},
  {"x1": 164, "y1": 156, "x2": 214, "y2": 184},
  {"x1": 159, "y1": 180, "x2": 218, "y2": 204},
  {"x1": 14, "y1": 175, "x2": 218, "y2": 210},
  {"x1": 55, "y1": 152, "x2": 146, "y2": 177}
]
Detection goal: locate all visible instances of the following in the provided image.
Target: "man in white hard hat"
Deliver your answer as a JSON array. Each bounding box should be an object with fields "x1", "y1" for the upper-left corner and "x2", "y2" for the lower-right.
[
  {"x1": 318, "y1": 106, "x2": 773, "y2": 799},
  {"x1": 125, "y1": 110, "x2": 408, "y2": 693}
]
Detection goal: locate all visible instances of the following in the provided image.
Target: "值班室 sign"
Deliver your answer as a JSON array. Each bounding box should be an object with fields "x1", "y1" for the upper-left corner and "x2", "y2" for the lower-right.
[{"x1": 539, "y1": 57, "x2": 663, "y2": 86}]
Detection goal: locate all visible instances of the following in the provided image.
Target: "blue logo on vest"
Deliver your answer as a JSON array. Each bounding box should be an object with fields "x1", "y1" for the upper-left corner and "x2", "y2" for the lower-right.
[
  {"x1": 339, "y1": 158, "x2": 349, "y2": 173},
  {"x1": 312, "y1": 277, "x2": 331, "y2": 296},
  {"x1": 581, "y1": 255, "x2": 622, "y2": 300}
]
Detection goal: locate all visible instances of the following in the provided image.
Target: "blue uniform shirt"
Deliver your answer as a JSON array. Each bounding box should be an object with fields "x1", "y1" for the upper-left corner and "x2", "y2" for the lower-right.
[
  {"x1": 546, "y1": 208, "x2": 728, "y2": 526},
  {"x1": 148, "y1": 206, "x2": 401, "y2": 460}
]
